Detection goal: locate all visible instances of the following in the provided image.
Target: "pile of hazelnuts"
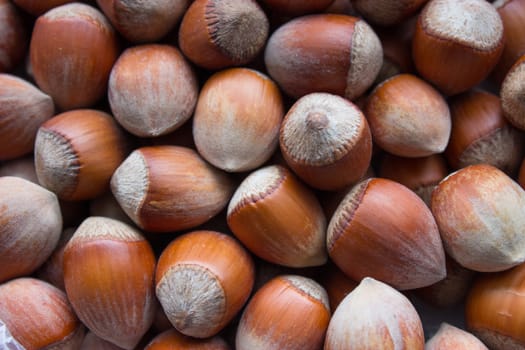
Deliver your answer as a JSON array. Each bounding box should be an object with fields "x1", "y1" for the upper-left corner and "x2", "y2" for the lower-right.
[{"x1": 1, "y1": 0, "x2": 525, "y2": 348}]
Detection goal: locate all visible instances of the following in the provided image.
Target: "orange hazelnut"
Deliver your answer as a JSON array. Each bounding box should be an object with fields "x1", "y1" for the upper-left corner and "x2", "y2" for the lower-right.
[
  {"x1": 155, "y1": 230, "x2": 255, "y2": 338},
  {"x1": 0, "y1": 74, "x2": 55, "y2": 160},
  {"x1": 0, "y1": 176, "x2": 62, "y2": 283},
  {"x1": 34, "y1": 109, "x2": 130, "y2": 201},
  {"x1": 0, "y1": 277, "x2": 85, "y2": 350},
  {"x1": 236, "y1": 275, "x2": 330, "y2": 350},
  {"x1": 466, "y1": 262, "x2": 525, "y2": 349},
  {"x1": 264, "y1": 14, "x2": 383, "y2": 100},
  {"x1": 426, "y1": 323, "x2": 488, "y2": 350},
  {"x1": 193, "y1": 68, "x2": 284, "y2": 172},
  {"x1": 11, "y1": 0, "x2": 75, "y2": 16},
  {"x1": 279, "y1": 92, "x2": 372, "y2": 191},
  {"x1": 179, "y1": 0, "x2": 269, "y2": 70},
  {"x1": 365, "y1": 74, "x2": 452, "y2": 157},
  {"x1": 412, "y1": 0, "x2": 505, "y2": 95},
  {"x1": 111, "y1": 146, "x2": 235, "y2": 232},
  {"x1": 80, "y1": 332, "x2": 125, "y2": 350},
  {"x1": 446, "y1": 90, "x2": 525, "y2": 175},
  {"x1": 324, "y1": 277, "x2": 425, "y2": 349},
  {"x1": 327, "y1": 177, "x2": 446, "y2": 290},
  {"x1": 108, "y1": 44, "x2": 198, "y2": 137},
  {"x1": 261, "y1": 0, "x2": 335, "y2": 16},
  {"x1": 227, "y1": 165, "x2": 327, "y2": 267},
  {"x1": 0, "y1": 0, "x2": 28, "y2": 72},
  {"x1": 97, "y1": 0, "x2": 189, "y2": 43},
  {"x1": 378, "y1": 153, "x2": 449, "y2": 206},
  {"x1": 501, "y1": 54, "x2": 525, "y2": 130},
  {"x1": 63, "y1": 216, "x2": 157, "y2": 349},
  {"x1": 431, "y1": 164, "x2": 525, "y2": 272},
  {"x1": 352, "y1": 0, "x2": 428, "y2": 26},
  {"x1": 491, "y1": 0, "x2": 525, "y2": 85},
  {"x1": 145, "y1": 329, "x2": 231, "y2": 350},
  {"x1": 29, "y1": 3, "x2": 119, "y2": 110}
]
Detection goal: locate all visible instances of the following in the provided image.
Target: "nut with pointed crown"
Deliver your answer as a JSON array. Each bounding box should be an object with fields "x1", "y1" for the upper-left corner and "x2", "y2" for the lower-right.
[
  {"x1": 279, "y1": 92, "x2": 372, "y2": 191},
  {"x1": 0, "y1": 278, "x2": 85, "y2": 350},
  {"x1": 63, "y1": 216, "x2": 157, "y2": 349},
  {"x1": 327, "y1": 177, "x2": 446, "y2": 290},
  {"x1": 227, "y1": 165, "x2": 328, "y2": 267},
  {"x1": 236, "y1": 275, "x2": 330, "y2": 350},
  {"x1": 325, "y1": 277, "x2": 424, "y2": 349},
  {"x1": 426, "y1": 323, "x2": 488, "y2": 350},
  {"x1": 179, "y1": 0, "x2": 269, "y2": 70},
  {"x1": 111, "y1": 146, "x2": 235, "y2": 232},
  {"x1": 155, "y1": 230, "x2": 255, "y2": 338}
]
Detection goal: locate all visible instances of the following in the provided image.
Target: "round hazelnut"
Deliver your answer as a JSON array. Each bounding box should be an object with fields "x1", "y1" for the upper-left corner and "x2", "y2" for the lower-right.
[
  {"x1": 108, "y1": 44, "x2": 198, "y2": 138},
  {"x1": 227, "y1": 165, "x2": 327, "y2": 268},
  {"x1": 412, "y1": 0, "x2": 504, "y2": 95},
  {"x1": 179, "y1": 0, "x2": 269, "y2": 70},
  {"x1": 426, "y1": 323, "x2": 488, "y2": 350},
  {"x1": 193, "y1": 68, "x2": 284, "y2": 172},
  {"x1": 327, "y1": 177, "x2": 446, "y2": 290},
  {"x1": 236, "y1": 275, "x2": 330, "y2": 350},
  {"x1": 352, "y1": 0, "x2": 428, "y2": 26},
  {"x1": 34, "y1": 109, "x2": 130, "y2": 201},
  {"x1": 29, "y1": 2, "x2": 119, "y2": 110},
  {"x1": 155, "y1": 230, "x2": 255, "y2": 338},
  {"x1": 63, "y1": 216, "x2": 157, "y2": 350},
  {"x1": 279, "y1": 92, "x2": 372, "y2": 191},
  {"x1": 264, "y1": 14, "x2": 383, "y2": 100},
  {"x1": 365, "y1": 73, "x2": 452, "y2": 157},
  {"x1": 431, "y1": 164, "x2": 525, "y2": 272},
  {"x1": 111, "y1": 146, "x2": 235, "y2": 232}
]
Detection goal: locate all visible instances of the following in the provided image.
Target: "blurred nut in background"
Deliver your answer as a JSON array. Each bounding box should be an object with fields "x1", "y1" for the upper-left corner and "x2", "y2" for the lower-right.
[
  {"x1": 264, "y1": 14, "x2": 383, "y2": 100},
  {"x1": 193, "y1": 68, "x2": 284, "y2": 172},
  {"x1": 0, "y1": 74, "x2": 55, "y2": 160},
  {"x1": 412, "y1": 0, "x2": 505, "y2": 95},
  {"x1": 0, "y1": 277, "x2": 85, "y2": 350},
  {"x1": 97, "y1": 0, "x2": 189, "y2": 43},
  {"x1": 227, "y1": 165, "x2": 327, "y2": 267},
  {"x1": 108, "y1": 44, "x2": 198, "y2": 138},
  {"x1": 261, "y1": 0, "x2": 336, "y2": 16},
  {"x1": 351, "y1": 0, "x2": 428, "y2": 27},
  {"x1": 431, "y1": 164, "x2": 525, "y2": 272},
  {"x1": 145, "y1": 329, "x2": 231, "y2": 350},
  {"x1": 327, "y1": 177, "x2": 446, "y2": 290},
  {"x1": 156, "y1": 230, "x2": 255, "y2": 338},
  {"x1": 34, "y1": 109, "x2": 130, "y2": 201},
  {"x1": 111, "y1": 146, "x2": 235, "y2": 232},
  {"x1": 0, "y1": 0, "x2": 28, "y2": 72},
  {"x1": 11, "y1": 0, "x2": 75, "y2": 16},
  {"x1": 236, "y1": 275, "x2": 330, "y2": 350},
  {"x1": 365, "y1": 73, "x2": 452, "y2": 158},
  {"x1": 179, "y1": 0, "x2": 269, "y2": 70},
  {"x1": 501, "y1": 54, "x2": 525, "y2": 130},
  {"x1": 0, "y1": 177, "x2": 62, "y2": 283},
  {"x1": 279, "y1": 92, "x2": 372, "y2": 191},
  {"x1": 63, "y1": 216, "x2": 156, "y2": 350},
  {"x1": 29, "y1": 2, "x2": 119, "y2": 110}
]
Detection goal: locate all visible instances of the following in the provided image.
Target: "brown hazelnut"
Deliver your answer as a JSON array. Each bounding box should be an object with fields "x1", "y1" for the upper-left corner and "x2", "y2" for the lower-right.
[{"x1": 0, "y1": 0, "x2": 28, "y2": 72}]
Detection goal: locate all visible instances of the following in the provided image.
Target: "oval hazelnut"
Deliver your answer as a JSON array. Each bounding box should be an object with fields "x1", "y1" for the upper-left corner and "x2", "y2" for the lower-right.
[{"x1": 0, "y1": 0, "x2": 28, "y2": 72}]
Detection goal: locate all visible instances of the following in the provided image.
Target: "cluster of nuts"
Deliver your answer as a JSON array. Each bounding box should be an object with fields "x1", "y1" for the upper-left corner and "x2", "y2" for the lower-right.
[{"x1": 3, "y1": 0, "x2": 525, "y2": 349}]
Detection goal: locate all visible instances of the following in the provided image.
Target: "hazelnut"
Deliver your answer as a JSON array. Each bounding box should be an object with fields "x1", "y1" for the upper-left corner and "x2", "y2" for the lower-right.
[
  {"x1": 279, "y1": 92, "x2": 372, "y2": 191},
  {"x1": 179, "y1": 0, "x2": 269, "y2": 70},
  {"x1": 155, "y1": 230, "x2": 255, "y2": 338},
  {"x1": 351, "y1": 0, "x2": 428, "y2": 26},
  {"x1": 236, "y1": 275, "x2": 330, "y2": 350},
  {"x1": 145, "y1": 329, "x2": 231, "y2": 350},
  {"x1": 227, "y1": 164, "x2": 328, "y2": 268},
  {"x1": 264, "y1": 14, "x2": 383, "y2": 100},
  {"x1": 324, "y1": 277, "x2": 425, "y2": 349},
  {"x1": 412, "y1": 0, "x2": 504, "y2": 95},
  {"x1": 193, "y1": 68, "x2": 284, "y2": 172},
  {"x1": 0, "y1": 277, "x2": 85, "y2": 350},
  {"x1": 29, "y1": 2, "x2": 119, "y2": 110},
  {"x1": 63, "y1": 216, "x2": 157, "y2": 350},
  {"x1": 426, "y1": 323, "x2": 488, "y2": 350},
  {"x1": 501, "y1": 54, "x2": 525, "y2": 130},
  {"x1": 11, "y1": 0, "x2": 76, "y2": 16},
  {"x1": 431, "y1": 164, "x2": 525, "y2": 272},
  {"x1": 80, "y1": 332, "x2": 125, "y2": 350},
  {"x1": 0, "y1": 74, "x2": 55, "y2": 160},
  {"x1": 0, "y1": 0, "x2": 28, "y2": 72},
  {"x1": 34, "y1": 109, "x2": 130, "y2": 201},
  {"x1": 0, "y1": 176, "x2": 62, "y2": 283},
  {"x1": 327, "y1": 177, "x2": 446, "y2": 290},
  {"x1": 0, "y1": 155, "x2": 39, "y2": 183},
  {"x1": 111, "y1": 146, "x2": 235, "y2": 232}
]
